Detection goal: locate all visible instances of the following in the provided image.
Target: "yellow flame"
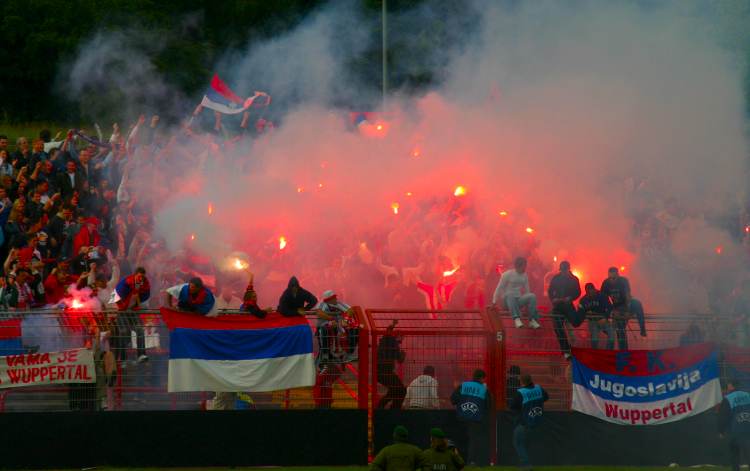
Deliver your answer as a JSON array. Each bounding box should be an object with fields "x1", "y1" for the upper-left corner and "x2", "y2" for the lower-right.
[
  {"x1": 454, "y1": 186, "x2": 467, "y2": 197},
  {"x1": 499, "y1": 210, "x2": 508, "y2": 217},
  {"x1": 411, "y1": 148, "x2": 420, "y2": 158},
  {"x1": 553, "y1": 255, "x2": 558, "y2": 263},
  {"x1": 318, "y1": 183, "x2": 324, "y2": 189},
  {"x1": 376, "y1": 124, "x2": 383, "y2": 131},
  {"x1": 391, "y1": 202, "x2": 399, "y2": 215},
  {"x1": 443, "y1": 266, "x2": 460, "y2": 277},
  {"x1": 233, "y1": 258, "x2": 249, "y2": 270},
  {"x1": 297, "y1": 186, "x2": 304, "y2": 193},
  {"x1": 572, "y1": 270, "x2": 583, "y2": 281},
  {"x1": 190, "y1": 233, "x2": 196, "y2": 241},
  {"x1": 279, "y1": 236, "x2": 287, "y2": 250},
  {"x1": 620, "y1": 265, "x2": 626, "y2": 272},
  {"x1": 525, "y1": 227, "x2": 534, "y2": 234},
  {"x1": 406, "y1": 192, "x2": 413, "y2": 197},
  {"x1": 71, "y1": 299, "x2": 84, "y2": 309},
  {"x1": 207, "y1": 202, "x2": 214, "y2": 216}
]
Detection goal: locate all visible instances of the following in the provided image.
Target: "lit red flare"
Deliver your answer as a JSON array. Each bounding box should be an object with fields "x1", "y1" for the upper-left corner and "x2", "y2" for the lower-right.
[
  {"x1": 279, "y1": 236, "x2": 288, "y2": 251},
  {"x1": 525, "y1": 227, "x2": 534, "y2": 234},
  {"x1": 499, "y1": 211, "x2": 508, "y2": 217},
  {"x1": 454, "y1": 186, "x2": 467, "y2": 197},
  {"x1": 233, "y1": 258, "x2": 248, "y2": 270},
  {"x1": 715, "y1": 246, "x2": 723, "y2": 255},
  {"x1": 745, "y1": 226, "x2": 750, "y2": 234},
  {"x1": 443, "y1": 266, "x2": 460, "y2": 277},
  {"x1": 620, "y1": 265, "x2": 626, "y2": 272},
  {"x1": 297, "y1": 186, "x2": 304, "y2": 193},
  {"x1": 391, "y1": 202, "x2": 400, "y2": 215},
  {"x1": 411, "y1": 148, "x2": 421, "y2": 158},
  {"x1": 71, "y1": 299, "x2": 84, "y2": 309},
  {"x1": 207, "y1": 202, "x2": 214, "y2": 216},
  {"x1": 190, "y1": 233, "x2": 196, "y2": 241}
]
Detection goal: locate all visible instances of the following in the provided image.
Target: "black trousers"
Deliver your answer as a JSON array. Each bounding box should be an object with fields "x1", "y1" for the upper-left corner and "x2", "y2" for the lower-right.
[
  {"x1": 552, "y1": 302, "x2": 583, "y2": 354},
  {"x1": 465, "y1": 420, "x2": 489, "y2": 466},
  {"x1": 113, "y1": 311, "x2": 145, "y2": 361},
  {"x1": 376, "y1": 370, "x2": 406, "y2": 409},
  {"x1": 730, "y1": 437, "x2": 750, "y2": 471}
]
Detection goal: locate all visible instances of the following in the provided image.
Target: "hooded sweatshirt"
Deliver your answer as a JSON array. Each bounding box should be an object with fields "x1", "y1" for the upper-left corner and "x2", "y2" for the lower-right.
[{"x1": 277, "y1": 276, "x2": 317, "y2": 317}]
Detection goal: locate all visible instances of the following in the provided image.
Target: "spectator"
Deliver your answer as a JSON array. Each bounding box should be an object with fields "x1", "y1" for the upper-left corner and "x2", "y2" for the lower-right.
[
  {"x1": 451, "y1": 369, "x2": 491, "y2": 466},
  {"x1": 680, "y1": 322, "x2": 705, "y2": 346},
  {"x1": 600, "y1": 267, "x2": 646, "y2": 349},
  {"x1": 7, "y1": 269, "x2": 34, "y2": 309},
  {"x1": 167, "y1": 276, "x2": 216, "y2": 315},
  {"x1": 510, "y1": 373, "x2": 549, "y2": 471},
  {"x1": 0, "y1": 149, "x2": 13, "y2": 177},
  {"x1": 12, "y1": 137, "x2": 30, "y2": 169},
  {"x1": 239, "y1": 273, "x2": 271, "y2": 318},
  {"x1": 72, "y1": 217, "x2": 101, "y2": 257},
  {"x1": 56, "y1": 160, "x2": 85, "y2": 199},
  {"x1": 317, "y1": 289, "x2": 359, "y2": 360},
  {"x1": 277, "y1": 276, "x2": 317, "y2": 317},
  {"x1": 0, "y1": 135, "x2": 7, "y2": 154},
  {"x1": 492, "y1": 257, "x2": 539, "y2": 329},
  {"x1": 112, "y1": 267, "x2": 151, "y2": 364},
  {"x1": 578, "y1": 283, "x2": 614, "y2": 349},
  {"x1": 422, "y1": 427, "x2": 465, "y2": 471},
  {"x1": 404, "y1": 365, "x2": 440, "y2": 409},
  {"x1": 548, "y1": 261, "x2": 583, "y2": 359},
  {"x1": 377, "y1": 321, "x2": 406, "y2": 409},
  {"x1": 370, "y1": 425, "x2": 424, "y2": 471},
  {"x1": 718, "y1": 377, "x2": 750, "y2": 471}
]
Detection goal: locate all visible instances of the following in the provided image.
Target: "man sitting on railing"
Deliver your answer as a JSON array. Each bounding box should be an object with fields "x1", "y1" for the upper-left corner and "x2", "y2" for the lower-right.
[
  {"x1": 548, "y1": 261, "x2": 583, "y2": 360},
  {"x1": 492, "y1": 257, "x2": 540, "y2": 329},
  {"x1": 578, "y1": 283, "x2": 614, "y2": 350},
  {"x1": 600, "y1": 267, "x2": 646, "y2": 349}
]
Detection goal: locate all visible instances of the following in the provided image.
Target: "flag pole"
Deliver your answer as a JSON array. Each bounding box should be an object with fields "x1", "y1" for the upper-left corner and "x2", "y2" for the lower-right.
[{"x1": 382, "y1": 0, "x2": 388, "y2": 112}]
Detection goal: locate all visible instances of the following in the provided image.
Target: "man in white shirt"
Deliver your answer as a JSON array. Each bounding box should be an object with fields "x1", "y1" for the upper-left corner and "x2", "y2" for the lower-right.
[
  {"x1": 492, "y1": 257, "x2": 540, "y2": 329},
  {"x1": 404, "y1": 365, "x2": 440, "y2": 409},
  {"x1": 214, "y1": 284, "x2": 242, "y2": 311}
]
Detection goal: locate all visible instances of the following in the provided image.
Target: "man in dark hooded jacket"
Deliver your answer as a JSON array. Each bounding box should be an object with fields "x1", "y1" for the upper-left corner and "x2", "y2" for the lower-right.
[{"x1": 277, "y1": 276, "x2": 317, "y2": 317}]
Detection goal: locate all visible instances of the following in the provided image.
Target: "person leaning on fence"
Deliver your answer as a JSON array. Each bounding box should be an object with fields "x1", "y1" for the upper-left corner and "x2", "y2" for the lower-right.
[
  {"x1": 547, "y1": 261, "x2": 583, "y2": 359},
  {"x1": 492, "y1": 257, "x2": 540, "y2": 329},
  {"x1": 377, "y1": 322, "x2": 407, "y2": 409},
  {"x1": 718, "y1": 377, "x2": 750, "y2": 471},
  {"x1": 600, "y1": 267, "x2": 646, "y2": 349},
  {"x1": 167, "y1": 276, "x2": 216, "y2": 315},
  {"x1": 370, "y1": 425, "x2": 425, "y2": 471},
  {"x1": 404, "y1": 365, "x2": 440, "y2": 409},
  {"x1": 451, "y1": 369, "x2": 492, "y2": 466},
  {"x1": 510, "y1": 373, "x2": 549, "y2": 471},
  {"x1": 317, "y1": 289, "x2": 359, "y2": 361},
  {"x1": 277, "y1": 275, "x2": 317, "y2": 317},
  {"x1": 578, "y1": 282, "x2": 614, "y2": 350},
  {"x1": 422, "y1": 427, "x2": 465, "y2": 471}
]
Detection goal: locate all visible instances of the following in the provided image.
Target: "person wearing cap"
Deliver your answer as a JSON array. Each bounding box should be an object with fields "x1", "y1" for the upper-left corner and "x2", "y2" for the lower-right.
[
  {"x1": 718, "y1": 377, "x2": 750, "y2": 471},
  {"x1": 317, "y1": 289, "x2": 359, "y2": 361},
  {"x1": 239, "y1": 272, "x2": 272, "y2": 318},
  {"x1": 277, "y1": 276, "x2": 317, "y2": 317},
  {"x1": 451, "y1": 369, "x2": 492, "y2": 466},
  {"x1": 422, "y1": 427, "x2": 465, "y2": 471},
  {"x1": 370, "y1": 425, "x2": 425, "y2": 471},
  {"x1": 547, "y1": 261, "x2": 582, "y2": 359},
  {"x1": 510, "y1": 373, "x2": 549, "y2": 471},
  {"x1": 166, "y1": 276, "x2": 216, "y2": 316}
]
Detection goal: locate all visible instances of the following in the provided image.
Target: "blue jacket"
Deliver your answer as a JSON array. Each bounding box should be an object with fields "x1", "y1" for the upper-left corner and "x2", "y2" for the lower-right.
[
  {"x1": 511, "y1": 383, "x2": 549, "y2": 427},
  {"x1": 451, "y1": 380, "x2": 490, "y2": 423},
  {"x1": 719, "y1": 390, "x2": 750, "y2": 438}
]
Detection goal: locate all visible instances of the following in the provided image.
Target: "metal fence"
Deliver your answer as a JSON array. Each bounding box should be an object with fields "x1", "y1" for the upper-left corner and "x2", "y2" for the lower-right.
[{"x1": 0, "y1": 307, "x2": 746, "y2": 413}]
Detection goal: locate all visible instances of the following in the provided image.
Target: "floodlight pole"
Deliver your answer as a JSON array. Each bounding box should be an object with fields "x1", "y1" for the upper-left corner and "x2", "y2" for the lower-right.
[{"x1": 382, "y1": 0, "x2": 388, "y2": 111}]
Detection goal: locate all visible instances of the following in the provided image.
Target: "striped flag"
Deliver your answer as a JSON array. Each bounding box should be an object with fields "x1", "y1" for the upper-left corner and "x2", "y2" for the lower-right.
[
  {"x1": 161, "y1": 308, "x2": 315, "y2": 393},
  {"x1": 198, "y1": 74, "x2": 266, "y2": 115},
  {"x1": 0, "y1": 318, "x2": 23, "y2": 356}
]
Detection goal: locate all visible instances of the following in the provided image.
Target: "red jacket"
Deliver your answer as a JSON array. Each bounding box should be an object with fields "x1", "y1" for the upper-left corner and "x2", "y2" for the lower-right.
[{"x1": 72, "y1": 226, "x2": 101, "y2": 256}]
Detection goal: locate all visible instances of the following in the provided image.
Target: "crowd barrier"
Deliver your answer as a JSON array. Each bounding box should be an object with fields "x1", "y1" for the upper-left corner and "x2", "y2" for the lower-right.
[{"x1": 0, "y1": 307, "x2": 746, "y2": 413}]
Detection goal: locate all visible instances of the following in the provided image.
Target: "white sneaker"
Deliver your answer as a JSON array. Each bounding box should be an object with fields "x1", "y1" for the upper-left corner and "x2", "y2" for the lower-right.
[
  {"x1": 529, "y1": 319, "x2": 541, "y2": 329},
  {"x1": 514, "y1": 318, "x2": 524, "y2": 328},
  {"x1": 137, "y1": 354, "x2": 149, "y2": 364}
]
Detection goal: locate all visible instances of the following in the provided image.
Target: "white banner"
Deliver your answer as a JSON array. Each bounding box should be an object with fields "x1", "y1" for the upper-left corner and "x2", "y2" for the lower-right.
[{"x1": 0, "y1": 349, "x2": 95, "y2": 389}]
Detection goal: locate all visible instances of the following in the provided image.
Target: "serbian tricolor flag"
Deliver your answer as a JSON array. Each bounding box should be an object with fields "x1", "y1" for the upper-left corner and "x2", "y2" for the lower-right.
[
  {"x1": 0, "y1": 318, "x2": 23, "y2": 356},
  {"x1": 199, "y1": 74, "x2": 264, "y2": 115},
  {"x1": 572, "y1": 344, "x2": 722, "y2": 425},
  {"x1": 161, "y1": 308, "x2": 315, "y2": 393}
]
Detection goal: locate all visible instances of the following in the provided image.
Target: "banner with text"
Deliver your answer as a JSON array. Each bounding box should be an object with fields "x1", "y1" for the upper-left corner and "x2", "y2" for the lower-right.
[
  {"x1": 572, "y1": 344, "x2": 721, "y2": 425},
  {"x1": 0, "y1": 349, "x2": 95, "y2": 389}
]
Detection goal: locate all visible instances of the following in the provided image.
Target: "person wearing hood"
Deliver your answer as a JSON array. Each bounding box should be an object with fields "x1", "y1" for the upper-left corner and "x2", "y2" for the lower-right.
[
  {"x1": 370, "y1": 425, "x2": 425, "y2": 471},
  {"x1": 277, "y1": 276, "x2": 317, "y2": 317},
  {"x1": 422, "y1": 428, "x2": 465, "y2": 471}
]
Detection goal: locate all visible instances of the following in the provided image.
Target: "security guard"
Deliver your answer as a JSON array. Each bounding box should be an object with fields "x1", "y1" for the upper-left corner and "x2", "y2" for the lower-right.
[
  {"x1": 510, "y1": 373, "x2": 549, "y2": 470},
  {"x1": 371, "y1": 425, "x2": 425, "y2": 471},
  {"x1": 450, "y1": 369, "x2": 491, "y2": 466},
  {"x1": 719, "y1": 378, "x2": 750, "y2": 471},
  {"x1": 422, "y1": 427, "x2": 465, "y2": 471}
]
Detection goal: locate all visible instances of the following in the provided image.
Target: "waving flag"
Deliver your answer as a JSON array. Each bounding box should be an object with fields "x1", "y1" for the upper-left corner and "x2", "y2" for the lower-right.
[
  {"x1": 198, "y1": 74, "x2": 266, "y2": 115},
  {"x1": 161, "y1": 308, "x2": 315, "y2": 393},
  {"x1": 572, "y1": 344, "x2": 721, "y2": 425}
]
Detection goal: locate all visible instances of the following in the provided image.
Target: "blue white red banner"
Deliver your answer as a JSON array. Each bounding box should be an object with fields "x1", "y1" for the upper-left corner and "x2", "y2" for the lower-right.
[
  {"x1": 161, "y1": 308, "x2": 315, "y2": 393},
  {"x1": 572, "y1": 344, "x2": 722, "y2": 425}
]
